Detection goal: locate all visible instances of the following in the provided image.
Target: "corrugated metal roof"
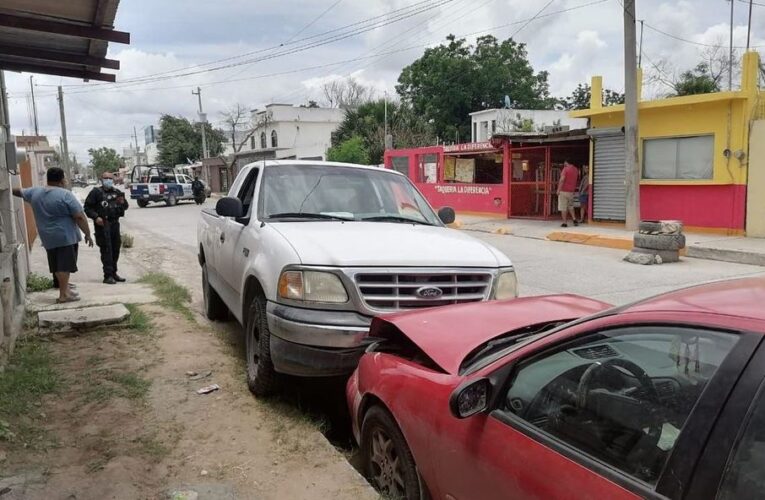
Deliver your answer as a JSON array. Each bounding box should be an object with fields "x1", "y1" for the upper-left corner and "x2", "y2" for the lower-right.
[{"x1": 0, "y1": 0, "x2": 128, "y2": 81}]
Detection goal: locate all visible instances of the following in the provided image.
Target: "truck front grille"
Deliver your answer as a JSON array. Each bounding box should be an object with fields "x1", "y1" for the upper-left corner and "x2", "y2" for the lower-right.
[{"x1": 354, "y1": 271, "x2": 492, "y2": 311}]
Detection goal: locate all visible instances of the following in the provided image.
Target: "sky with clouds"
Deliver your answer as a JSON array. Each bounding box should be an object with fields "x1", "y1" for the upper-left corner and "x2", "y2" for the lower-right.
[{"x1": 3, "y1": 0, "x2": 764, "y2": 162}]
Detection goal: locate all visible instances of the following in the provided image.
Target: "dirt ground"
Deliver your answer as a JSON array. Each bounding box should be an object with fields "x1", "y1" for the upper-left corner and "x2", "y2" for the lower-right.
[
  {"x1": 0, "y1": 227, "x2": 376, "y2": 500},
  {"x1": 1, "y1": 301, "x2": 373, "y2": 500}
]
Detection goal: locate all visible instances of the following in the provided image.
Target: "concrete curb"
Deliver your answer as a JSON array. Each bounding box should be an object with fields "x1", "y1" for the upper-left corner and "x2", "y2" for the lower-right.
[
  {"x1": 687, "y1": 245, "x2": 765, "y2": 267},
  {"x1": 546, "y1": 231, "x2": 634, "y2": 251}
]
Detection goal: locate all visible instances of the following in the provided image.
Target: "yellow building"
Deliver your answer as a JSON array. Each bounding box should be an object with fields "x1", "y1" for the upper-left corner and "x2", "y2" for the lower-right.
[{"x1": 571, "y1": 52, "x2": 763, "y2": 235}]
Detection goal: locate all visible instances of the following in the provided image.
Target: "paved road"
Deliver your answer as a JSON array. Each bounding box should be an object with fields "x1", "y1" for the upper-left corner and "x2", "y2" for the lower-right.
[{"x1": 117, "y1": 196, "x2": 765, "y2": 306}]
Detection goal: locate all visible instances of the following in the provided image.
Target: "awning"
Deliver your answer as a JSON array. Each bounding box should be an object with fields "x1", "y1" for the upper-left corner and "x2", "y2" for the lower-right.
[{"x1": 0, "y1": 0, "x2": 130, "y2": 82}]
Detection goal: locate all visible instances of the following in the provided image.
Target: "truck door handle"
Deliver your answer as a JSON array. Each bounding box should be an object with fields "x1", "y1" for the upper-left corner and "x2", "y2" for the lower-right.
[{"x1": 220, "y1": 233, "x2": 225, "y2": 243}]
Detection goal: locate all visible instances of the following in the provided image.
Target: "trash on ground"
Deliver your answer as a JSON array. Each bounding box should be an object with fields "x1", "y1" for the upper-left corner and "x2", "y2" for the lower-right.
[
  {"x1": 189, "y1": 370, "x2": 212, "y2": 381},
  {"x1": 196, "y1": 384, "x2": 220, "y2": 395},
  {"x1": 185, "y1": 370, "x2": 197, "y2": 377}
]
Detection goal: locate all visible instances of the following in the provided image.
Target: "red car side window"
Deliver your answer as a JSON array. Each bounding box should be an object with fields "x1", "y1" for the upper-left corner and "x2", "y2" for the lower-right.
[
  {"x1": 501, "y1": 326, "x2": 738, "y2": 486},
  {"x1": 718, "y1": 381, "x2": 765, "y2": 498}
]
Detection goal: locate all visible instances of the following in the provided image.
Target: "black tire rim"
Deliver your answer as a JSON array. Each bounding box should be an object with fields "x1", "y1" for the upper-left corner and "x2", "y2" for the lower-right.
[
  {"x1": 369, "y1": 427, "x2": 406, "y2": 498},
  {"x1": 246, "y1": 306, "x2": 260, "y2": 379}
]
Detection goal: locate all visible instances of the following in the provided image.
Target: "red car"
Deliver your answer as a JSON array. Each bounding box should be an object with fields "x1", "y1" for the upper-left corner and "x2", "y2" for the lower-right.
[{"x1": 347, "y1": 277, "x2": 765, "y2": 500}]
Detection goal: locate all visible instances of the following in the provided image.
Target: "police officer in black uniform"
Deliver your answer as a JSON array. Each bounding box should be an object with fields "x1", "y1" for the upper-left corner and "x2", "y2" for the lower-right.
[{"x1": 84, "y1": 172, "x2": 129, "y2": 284}]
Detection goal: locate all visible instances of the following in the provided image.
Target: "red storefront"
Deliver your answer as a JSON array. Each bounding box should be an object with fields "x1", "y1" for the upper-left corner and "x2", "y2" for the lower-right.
[{"x1": 384, "y1": 131, "x2": 590, "y2": 219}]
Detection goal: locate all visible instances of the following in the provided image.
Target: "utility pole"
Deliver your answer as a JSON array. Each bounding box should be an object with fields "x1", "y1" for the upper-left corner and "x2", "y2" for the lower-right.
[
  {"x1": 192, "y1": 87, "x2": 208, "y2": 159},
  {"x1": 29, "y1": 76, "x2": 38, "y2": 136},
  {"x1": 623, "y1": 0, "x2": 640, "y2": 231},
  {"x1": 747, "y1": 0, "x2": 754, "y2": 50},
  {"x1": 729, "y1": 0, "x2": 734, "y2": 90},
  {"x1": 57, "y1": 86, "x2": 72, "y2": 185},
  {"x1": 133, "y1": 126, "x2": 139, "y2": 150},
  {"x1": 638, "y1": 20, "x2": 644, "y2": 68}
]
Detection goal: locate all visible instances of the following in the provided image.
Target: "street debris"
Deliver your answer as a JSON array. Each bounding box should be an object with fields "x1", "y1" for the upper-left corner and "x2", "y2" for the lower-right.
[
  {"x1": 196, "y1": 384, "x2": 220, "y2": 395},
  {"x1": 200, "y1": 470, "x2": 209, "y2": 477},
  {"x1": 185, "y1": 371, "x2": 197, "y2": 377},
  {"x1": 188, "y1": 370, "x2": 212, "y2": 381},
  {"x1": 170, "y1": 491, "x2": 198, "y2": 500}
]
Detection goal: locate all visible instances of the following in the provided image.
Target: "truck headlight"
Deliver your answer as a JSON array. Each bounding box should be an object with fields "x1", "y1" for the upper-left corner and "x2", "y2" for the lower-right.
[
  {"x1": 494, "y1": 270, "x2": 518, "y2": 300},
  {"x1": 278, "y1": 270, "x2": 349, "y2": 304}
]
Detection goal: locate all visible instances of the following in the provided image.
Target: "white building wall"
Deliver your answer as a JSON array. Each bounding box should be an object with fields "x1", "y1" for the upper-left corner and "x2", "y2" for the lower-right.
[
  {"x1": 247, "y1": 104, "x2": 344, "y2": 160},
  {"x1": 470, "y1": 109, "x2": 588, "y2": 141}
]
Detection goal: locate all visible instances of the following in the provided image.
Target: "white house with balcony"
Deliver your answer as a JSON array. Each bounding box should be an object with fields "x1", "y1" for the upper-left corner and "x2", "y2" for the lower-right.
[
  {"x1": 237, "y1": 104, "x2": 345, "y2": 166},
  {"x1": 470, "y1": 109, "x2": 588, "y2": 142}
]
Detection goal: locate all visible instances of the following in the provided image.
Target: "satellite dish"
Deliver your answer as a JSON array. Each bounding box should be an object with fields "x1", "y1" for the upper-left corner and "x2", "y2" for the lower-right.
[{"x1": 504, "y1": 95, "x2": 512, "y2": 109}]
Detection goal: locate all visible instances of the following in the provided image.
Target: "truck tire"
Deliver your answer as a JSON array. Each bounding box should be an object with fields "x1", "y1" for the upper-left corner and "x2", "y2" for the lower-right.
[
  {"x1": 638, "y1": 220, "x2": 683, "y2": 235},
  {"x1": 166, "y1": 194, "x2": 177, "y2": 207},
  {"x1": 137, "y1": 199, "x2": 149, "y2": 208},
  {"x1": 633, "y1": 232, "x2": 686, "y2": 251},
  {"x1": 631, "y1": 247, "x2": 680, "y2": 263},
  {"x1": 244, "y1": 293, "x2": 279, "y2": 397},
  {"x1": 202, "y1": 264, "x2": 228, "y2": 320}
]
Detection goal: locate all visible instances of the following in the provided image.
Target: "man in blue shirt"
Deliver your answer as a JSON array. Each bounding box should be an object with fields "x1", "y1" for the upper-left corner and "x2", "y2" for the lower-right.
[{"x1": 13, "y1": 167, "x2": 94, "y2": 303}]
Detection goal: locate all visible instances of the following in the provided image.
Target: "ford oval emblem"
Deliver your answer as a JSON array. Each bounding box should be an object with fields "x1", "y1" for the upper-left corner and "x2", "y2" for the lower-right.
[{"x1": 416, "y1": 286, "x2": 443, "y2": 299}]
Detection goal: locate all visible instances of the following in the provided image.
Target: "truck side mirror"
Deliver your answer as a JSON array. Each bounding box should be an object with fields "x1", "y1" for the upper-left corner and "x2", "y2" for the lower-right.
[
  {"x1": 438, "y1": 207, "x2": 456, "y2": 225},
  {"x1": 216, "y1": 197, "x2": 243, "y2": 218}
]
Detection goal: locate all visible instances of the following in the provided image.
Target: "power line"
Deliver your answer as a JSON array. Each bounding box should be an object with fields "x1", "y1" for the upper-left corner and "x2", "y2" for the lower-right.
[
  {"x1": 283, "y1": 0, "x2": 344, "y2": 44},
  {"x1": 642, "y1": 21, "x2": 764, "y2": 49},
  {"x1": 38, "y1": 0, "x2": 450, "y2": 89},
  {"x1": 509, "y1": 0, "x2": 556, "y2": 38}
]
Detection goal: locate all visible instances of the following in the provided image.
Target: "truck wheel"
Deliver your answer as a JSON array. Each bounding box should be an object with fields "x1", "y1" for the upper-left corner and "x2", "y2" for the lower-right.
[
  {"x1": 166, "y1": 194, "x2": 177, "y2": 207},
  {"x1": 137, "y1": 199, "x2": 149, "y2": 208},
  {"x1": 244, "y1": 293, "x2": 279, "y2": 397},
  {"x1": 361, "y1": 406, "x2": 425, "y2": 500},
  {"x1": 202, "y1": 264, "x2": 228, "y2": 320}
]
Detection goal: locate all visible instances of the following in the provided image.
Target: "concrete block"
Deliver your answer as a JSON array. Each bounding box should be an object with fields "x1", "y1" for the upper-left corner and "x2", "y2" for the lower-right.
[{"x1": 37, "y1": 303, "x2": 130, "y2": 331}]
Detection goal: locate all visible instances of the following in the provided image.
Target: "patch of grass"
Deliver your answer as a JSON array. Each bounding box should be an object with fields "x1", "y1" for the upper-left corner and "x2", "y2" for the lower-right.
[
  {"x1": 138, "y1": 272, "x2": 193, "y2": 322},
  {"x1": 26, "y1": 272, "x2": 54, "y2": 293},
  {"x1": 124, "y1": 304, "x2": 152, "y2": 333},
  {"x1": 121, "y1": 233, "x2": 135, "y2": 249},
  {"x1": 106, "y1": 371, "x2": 150, "y2": 400},
  {"x1": 0, "y1": 339, "x2": 59, "y2": 446},
  {"x1": 133, "y1": 434, "x2": 168, "y2": 462},
  {"x1": 83, "y1": 368, "x2": 151, "y2": 404}
]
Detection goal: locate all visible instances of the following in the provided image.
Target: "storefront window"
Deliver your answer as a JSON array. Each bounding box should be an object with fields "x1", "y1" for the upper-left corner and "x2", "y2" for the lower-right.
[
  {"x1": 444, "y1": 153, "x2": 503, "y2": 184},
  {"x1": 391, "y1": 156, "x2": 410, "y2": 177},
  {"x1": 417, "y1": 154, "x2": 438, "y2": 183},
  {"x1": 643, "y1": 135, "x2": 714, "y2": 180}
]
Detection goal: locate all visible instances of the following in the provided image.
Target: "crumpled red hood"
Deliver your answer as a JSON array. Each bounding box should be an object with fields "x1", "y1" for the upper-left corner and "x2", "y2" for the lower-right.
[{"x1": 372, "y1": 295, "x2": 612, "y2": 374}]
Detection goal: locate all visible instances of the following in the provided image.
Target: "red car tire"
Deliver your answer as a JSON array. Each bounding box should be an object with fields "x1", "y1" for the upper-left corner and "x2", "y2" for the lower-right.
[{"x1": 361, "y1": 405, "x2": 427, "y2": 500}]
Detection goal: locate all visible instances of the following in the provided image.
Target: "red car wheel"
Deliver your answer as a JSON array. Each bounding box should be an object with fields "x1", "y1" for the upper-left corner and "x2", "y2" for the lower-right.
[{"x1": 361, "y1": 405, "x2": 425, "y2": 500}]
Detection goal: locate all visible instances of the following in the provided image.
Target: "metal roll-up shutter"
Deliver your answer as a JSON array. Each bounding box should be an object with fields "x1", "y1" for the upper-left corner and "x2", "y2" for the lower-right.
[{"x1": 591, "y1": 132, "x2": 626, "y2": 221}]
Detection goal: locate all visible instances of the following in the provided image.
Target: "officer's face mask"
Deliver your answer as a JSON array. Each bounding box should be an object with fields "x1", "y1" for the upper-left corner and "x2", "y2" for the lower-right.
[{"x1": 102, "y1": 178, "x2": 114, "y2": 189}]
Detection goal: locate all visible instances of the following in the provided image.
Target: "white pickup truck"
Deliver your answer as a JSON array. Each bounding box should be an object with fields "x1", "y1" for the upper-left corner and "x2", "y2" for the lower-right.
[{"x1": 197, "y1": 160, "x2": 517, "y2": 396}]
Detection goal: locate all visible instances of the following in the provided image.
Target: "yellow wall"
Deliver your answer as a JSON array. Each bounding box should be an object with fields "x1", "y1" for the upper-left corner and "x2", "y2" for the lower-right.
[
  {"x1": 584, "y1": 97, "x2": 750, "y2": 186},
  {"x1": 573, "y1": 51, "x2": 761, "y2": 188},
  {"x1": 747, "y1": 120, "x2": 765, "y2": 237}
]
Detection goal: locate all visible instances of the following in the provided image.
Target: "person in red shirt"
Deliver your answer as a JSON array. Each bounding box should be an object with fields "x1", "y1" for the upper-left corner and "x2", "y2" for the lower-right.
[{"x1": 557, "y1": 160, "x2": 580, "y2": 227}]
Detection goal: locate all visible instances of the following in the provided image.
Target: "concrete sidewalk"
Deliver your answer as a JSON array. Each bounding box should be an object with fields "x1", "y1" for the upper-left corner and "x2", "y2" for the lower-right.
[
  {"x1": 26, "y1": 240, "x2": 157, "y2": 313},
  {"x1": 455, "y1": 215, "x2": 765, "y2": 267}
]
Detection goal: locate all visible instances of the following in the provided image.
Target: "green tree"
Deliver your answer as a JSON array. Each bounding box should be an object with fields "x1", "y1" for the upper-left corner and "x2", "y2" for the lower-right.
[
  {"x1": 396, "y1": 34, "x2": 554, "y2": 141},
  {"x1": 87, "y1": 147, "x2": 122, "y2": 177},
  {"x1": 673, "y1": 63, "x2": 720, "y2": 96},
  {"x1": 157, "y1": 115, "x2": 226, "y2": 166},
  {"x1": 561, "y1": 83, "x2": 625, "y2": 110},
  {"x1": 327, "y1": 136, "x2": 369, "y2": 164},
  {"x1": 331, "y1": 99, "x2": 435, "y2": 164}
]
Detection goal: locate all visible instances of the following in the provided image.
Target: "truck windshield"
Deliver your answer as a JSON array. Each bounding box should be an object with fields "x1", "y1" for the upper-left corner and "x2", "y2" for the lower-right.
[{"x1": 259, "y1": 165, "x2": 441, "y2": 225}]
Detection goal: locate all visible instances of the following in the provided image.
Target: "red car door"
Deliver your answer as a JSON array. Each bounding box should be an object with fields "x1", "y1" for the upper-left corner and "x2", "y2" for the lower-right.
[{"x1": 430, "y1": 321, "x2": 749, "y2": 500}]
